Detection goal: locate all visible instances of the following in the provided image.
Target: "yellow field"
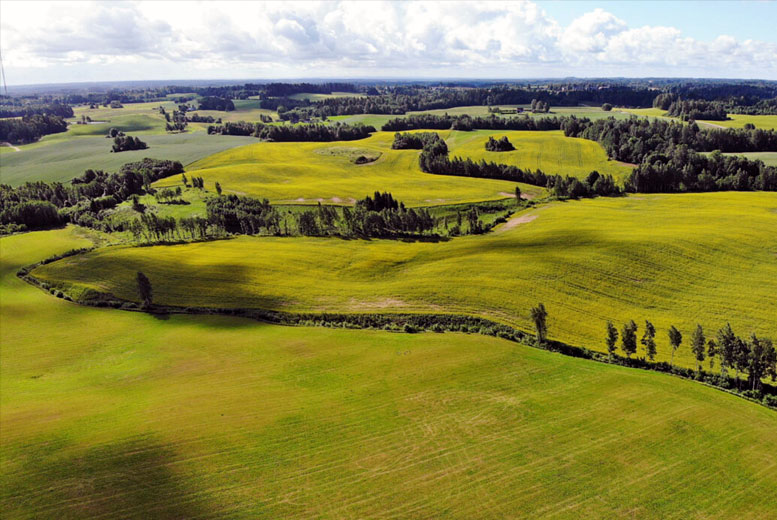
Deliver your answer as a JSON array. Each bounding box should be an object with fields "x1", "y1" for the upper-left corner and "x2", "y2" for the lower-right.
[
  {"x1": 3, "y1": 228, "x2": 777, "y2": 518},
  {"x1": 33, "y1": 192, "x2": 777, "y2": 370}
]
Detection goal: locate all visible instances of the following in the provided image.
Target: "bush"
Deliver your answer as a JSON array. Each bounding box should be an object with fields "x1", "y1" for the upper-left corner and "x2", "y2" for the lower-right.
[{"x1": 763, "y1": 394, "x2": 777, "y2": 408}]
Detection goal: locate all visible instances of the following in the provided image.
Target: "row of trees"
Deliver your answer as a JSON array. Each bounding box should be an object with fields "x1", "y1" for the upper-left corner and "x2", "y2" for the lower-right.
[
  {"x1": 382, "y1": 113, "x2": 564, "y2": 132},
  {"x1": 391, "y1": 131, "x2": 444, "y2": 149},
  {"x1": 207, "y1": 121, "x2": 376, "y2": 142},
  {"x1": 605, "y1": 320, "x2": 776, "y2": 391},
  {"x1": 197, "y1": 96, "x2": 235, "y2": 111}
]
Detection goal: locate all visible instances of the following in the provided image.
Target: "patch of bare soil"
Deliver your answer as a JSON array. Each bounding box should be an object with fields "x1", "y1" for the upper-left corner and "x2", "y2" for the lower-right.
[
  {"x1": 496, "y1": 213, "x2": 537, "y2": 233},
  {"x1": 1, "y1": 142, "x2": 21, "y2": 152}
]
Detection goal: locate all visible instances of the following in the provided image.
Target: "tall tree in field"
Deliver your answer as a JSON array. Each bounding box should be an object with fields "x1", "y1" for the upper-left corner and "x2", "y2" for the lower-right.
[
  {"x1": 621, "y1": 320, "x2": 638, "y2": 358},
  {"x1": 668, "y1": 325, "x2": 682, "y2": 367},
  {"x1": 530, "y1": 303, "x2": 548, "y2": 346},
  {"x1": 515, "y1": 186, "x2": 522, "y2": 204},
  {"x1": 181, "y1": 173, "x2": 188, "y2": 187},
  {"x1": 733, "y1": 337, "x2": 751, "y2": 388},
  {"x1": 605, "y1": 321, "x2": 618, "y2": 360},
  {"x1": 717, "y1": 323, "x2": 737, "y2": 376},
  {"x1": 745, "y1": 335, "x2": 775, "y2": 392},
  {"x1": 707, "y1": 339, "x2": 717, "y2": 371},
  {"x1": 691, "y1": 324, "x2": 706, "y2": 372},
  {"x1": 215, "y1": 182, "x2": 223, "y2": 196},
  {"x1": 136, "y1": 271, "x2": 152, "y2": 308},
  {"x1": 641, "y1": 320, "x2": 657, "y2": 361}
]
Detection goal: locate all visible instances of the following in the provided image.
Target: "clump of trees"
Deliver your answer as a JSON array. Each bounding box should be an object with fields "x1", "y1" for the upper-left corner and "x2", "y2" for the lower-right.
[
  {"x1": 198, "y1": 96, "x2": 235, "y2": 111},
  {"x1": 111, "y1": 135, "x2": 148, "y2": 153},
  {"x1": 666, "y1": 99, "x2": 728, "y2": 121},
  {"x1": 485, "y1": 136, "x2": 515, "y2": 152},
  {"x1": 382, "y1": 114, "x2": 563, "y2": 132},
  {"x1": 0, "y1": 114, "x2": 68, "y2": 144},
  {"x1": 391, "y1": 132, "x2": 443, "y2": 149},
  {"x1": 207, "y1": 121, "x2": 375, "y2": 142}
]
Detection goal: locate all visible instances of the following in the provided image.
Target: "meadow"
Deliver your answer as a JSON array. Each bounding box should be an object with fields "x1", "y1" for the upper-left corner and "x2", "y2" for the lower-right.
[
  {"x1": 3, "y1": 228, "x2": 777, "y2": 519},
  {"x1": 32, "y1": 192, "x2": 777, "y2": 370},
  {"x1": 156, "y1": 131, "x2": 544, "y2": 206},
  {"x1": 618, "y1": 108, "x2": 777, "y2": 130},
  {"x1": 157, "y1": 129, "x2": 628, "y2": 205}
]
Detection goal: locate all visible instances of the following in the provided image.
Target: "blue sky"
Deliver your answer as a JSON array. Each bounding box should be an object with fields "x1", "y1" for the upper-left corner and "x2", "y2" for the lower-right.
[
  {"x1": 1, "y1": 0, "x2": 776, "y2": 85},
  {"x1": 539, "y1": 1, "x2": 775, "y2": 42}
]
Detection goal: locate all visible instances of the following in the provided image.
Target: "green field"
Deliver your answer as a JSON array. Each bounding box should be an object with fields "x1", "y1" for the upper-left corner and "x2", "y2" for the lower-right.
[
  {"x1": 33, "y1": 192, "x2": 777, "y2": 370},
  {"x1": 445, "y1": 129, "x2": 634, "y2": 181},
  {"x1": 288, "y1": 91, "x2": 366, "y2": 101},
  {"x1": 0, "y1": 133, "x2": 256, "y2": 186},
  {"x1": 721, "y1": 151, "x2": 777, "y2": 166},
  {"x1": 696, "y1": 114, "x2": 777, "y2": 130},
  {"x1": 156, "y1": 131, "x2": 546, "y2": 206},
  {"x1": 156, "y1": 129, "x2": 627, "y2": 205},
  {"x1": 3, "y1": 228, "x2": 776, "y2": 518}
]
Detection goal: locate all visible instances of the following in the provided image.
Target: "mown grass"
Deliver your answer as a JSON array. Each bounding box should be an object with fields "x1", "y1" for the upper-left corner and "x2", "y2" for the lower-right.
[
  {"x1": 159, "y1": 129, "x2": 625, "y2": 206},
  {"x1": 33, "y1": 192, "x2": 777, "y2": 370},
  {"x1": 3, "y1": 228, "x2": 777, "y2": 518},
  {"x1": 721, "y1": 151, "x2": 777, "y2": 166}
]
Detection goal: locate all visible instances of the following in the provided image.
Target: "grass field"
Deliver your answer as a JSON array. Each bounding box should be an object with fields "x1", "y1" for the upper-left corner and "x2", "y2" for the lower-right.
[
  {"x1": 445, "y1": 129, "x2": 633, "y2": 181},
  {"x1": 3, "y1": 228, "x2": 777, "y2": 518},
  {"x1": 721, "y1": 151, "x2": 777, "y2": 166},
  {"x1": 288, "y1": 91, "x2": 366, "y2": 101},
  {"x1": 156, "y1": 131, "x2": 545, "y2": 206},
  {"x1": 157, "y1": 129, "x2": 626, "y2": 205},
  {"x1": 0, "y1": 133, "x2": 256, "y2": 186},
  {"x1": 618, "y1": 109, "x2": 777, "y2": 130},
  {"x1": 33, "y1": 192, "x2": 777, "y2": 370}
]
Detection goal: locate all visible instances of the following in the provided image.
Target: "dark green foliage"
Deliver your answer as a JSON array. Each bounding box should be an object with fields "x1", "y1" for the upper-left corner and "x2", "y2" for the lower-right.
[
  {"x1": 605, "y1": 321, "x2": 618, "y2": 358},
  {"x1": 691, "y1": 324, "x2": 706, "y2": 371},
  {"x1": 198, "y1": 96, "x2": 235, "y2": 111},
  {"x1": 641, "y1": 320, "x2": 657, "y2": 361},
  {"x1": 621, "y1": 320, "x2": 638, "y2": 358},
  {"x1": 668, "y1": 325, "x2": 683, "y2": 367},
  {"x1": 485, "y1": 136, "x2": 515, "y2": 152},
  {"x1": 206, "y1": 194, "x2": 280, "y2": 235},
  {"x1": 208, "y1": 121, "x2": 375, "y2": 142},
  {"x1": 666, "y1": 99, "x2": 728, "y2": 121},
  {"x1": 391, "y1": 132, "x2": 443, "y2": 149},
  {"x1": 136, "y1": 271, "x2": 152, "y2": 308},
  {"x1": 0, "y1": 114, "x2": 68, "y2": 144},
  {"x1": 601, "y1": 103, "x2": 613, "y2": 111},
  {"x1": 112, "y1": 135, "x2": 148, "y2": 153},
  {"x1": 530, "y1": 303, "x2": 548, "y2": 346}
]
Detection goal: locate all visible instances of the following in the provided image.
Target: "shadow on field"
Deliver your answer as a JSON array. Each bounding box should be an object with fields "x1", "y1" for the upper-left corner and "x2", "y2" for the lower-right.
[{"x1": 4, "y1": 436, "x2": 211, "y2": 519}]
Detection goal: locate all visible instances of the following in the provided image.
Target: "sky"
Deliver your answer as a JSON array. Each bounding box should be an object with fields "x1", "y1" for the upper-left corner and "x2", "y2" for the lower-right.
[{"x1": 1, "y1": 0, "x2": 776, "y2": 86}]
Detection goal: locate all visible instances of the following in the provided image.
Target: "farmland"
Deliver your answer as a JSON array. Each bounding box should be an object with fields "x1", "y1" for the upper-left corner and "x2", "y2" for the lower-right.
[
  {"x1": 3, "y1": 228, "x2": 777, "y2": 519},
  {"x1": 154, "y1": 129, "x2": 628, "y2": 205},
  {"x1": 156, "y1": 131, "x2": 546, "y2": 205},
  {"x1": 32, "y1": 192, "x2": 777, "y2": 370}
]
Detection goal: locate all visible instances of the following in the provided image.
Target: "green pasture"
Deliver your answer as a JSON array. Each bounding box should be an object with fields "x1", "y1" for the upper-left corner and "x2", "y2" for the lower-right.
[
  {"x1": 33, "y1": 192, "x2": 777, "y2": 370},
  {"x1": 3, "y1": 228, "x2": 776, "y2": 518},
  {"x1": 159, "y1": 128, "x2": 625, "y2": 206},
  {"x1": 720, "y1": 151, "x2": 777, "y2": 166},
  {"x1": 444, "y1": 129, "x2": 634, "y2": 181},
  {"x1": 287, "y1": 91, "x2": 366, "y2": 101},
  {"x1": 0, "y1": 133, "x2": 256, "y2": 186},
  {"x1": 697, "y1": 114, "x2": 777, "y2": 131}
]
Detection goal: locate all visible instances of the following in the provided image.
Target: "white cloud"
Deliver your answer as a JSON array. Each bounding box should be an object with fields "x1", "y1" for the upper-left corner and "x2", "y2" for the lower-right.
[{"x1": 0, "y1": 0, "x2": 775, "y2": 84}]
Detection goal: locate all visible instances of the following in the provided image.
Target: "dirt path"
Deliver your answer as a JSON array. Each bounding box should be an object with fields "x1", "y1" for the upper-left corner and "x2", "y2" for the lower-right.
[
  {"x1": 496, "y1": 213, "x2": 537, "y2": 233},
  {"x1": 1, "y1": 142, "x2": 21, "y2": 152}
]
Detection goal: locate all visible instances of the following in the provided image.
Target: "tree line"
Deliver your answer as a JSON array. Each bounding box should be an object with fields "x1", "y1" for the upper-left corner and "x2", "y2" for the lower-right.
[
  {"x1": 197, "y1": 96, "x2": 235, "y2": 111},
  {"x1": 0, "y1": 114, "x2": 68, "y2": 144},
  {"x1": 208, "y1": 121, "x2": 375, "y2": 142}
]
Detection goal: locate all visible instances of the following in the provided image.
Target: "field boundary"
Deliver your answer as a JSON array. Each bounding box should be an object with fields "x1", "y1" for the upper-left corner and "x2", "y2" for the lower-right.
[{"x1": 17, "y1": 250, "x2": 777, "y2": 411}]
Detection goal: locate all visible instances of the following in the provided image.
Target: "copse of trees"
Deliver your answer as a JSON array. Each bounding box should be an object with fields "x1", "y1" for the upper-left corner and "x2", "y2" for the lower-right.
[
  {"x1": 111, "y1": 135, "x2": 148, "y2": 153},
  {"x1": 0, "y1": 114, "x2": 68, "y2": 144},
  {"x1": 0, "y1": 102, "x2": 73, "y2": 119},
  {"x1": 391, "y1": 131, "x2": 443, "y2": 149},
  {"x1": 666, "y1": 99, "x2": 728, "y2": 121},
  {"x1": 485, "y1": 136, "x2": 515, "y2": 152},
  {"x1": 382, "y1": 113, "x2": 564, "y2": 132},
  {"x1": 0, "y1": 159, "x2": 183, "y2": 233},
  {"x1": 198, "y1": 96, "x2": 235, "y2": 111}
]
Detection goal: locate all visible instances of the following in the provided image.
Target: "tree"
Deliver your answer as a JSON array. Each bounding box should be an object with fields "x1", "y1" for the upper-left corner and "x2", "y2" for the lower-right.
[
  {"x1": 530, "y1": 303, "x2": 548, "y2": 346},
  {"x1": 690, "y1": 324, "x2": 706, "y2": 372},
  {"x1": 602, "y1": 103, "x2": 613, "y2": 111},
  {"x1": 621, "y1": 320, "x2": 638, "y2": 358},
  {"x1": 707, "y1": 339, "x2": 717, "y2": 371},
  {"x1": 605, "y1": 321, "x2": 618, "y2": 359},
  {"x1": 515, "y1": 185, "x2": 522, "y2": 204},
  {"x1": 668, "y1": 325, "x2": 682, "y2": 367},
  {"x1": 717, "y1": 323, "x2": 737, "y2": 376},
  {"x1": 215, "y1": 182, "x2": 222, "y2": 196},
  {"x1": 181, "y1": 173, "x2": 188, "y2": 187},
  {"x1": 641, "y1": 319, "x2": 657, "y2": 361},
  {"x1": 136, "y1": 271, "x2": 152, "y2": 308}
]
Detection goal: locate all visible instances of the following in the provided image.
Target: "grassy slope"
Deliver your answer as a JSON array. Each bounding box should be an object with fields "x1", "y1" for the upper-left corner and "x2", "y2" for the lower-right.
[
  {"x1": 619, "y1": 109, "x2": 777, "y2": 131},
  {"x1": 161, "y1": 129, "x2": 625, "y2": 206},
  {"x1": 445, "y1": 129, "x2": 633, "y2": 181},
  {"x1": 3, "y1": 229, "x2": 777, "y2": 519},
  {"x1": 721, "y1": 151, "x2": 777, "y2": 167},
  {"x1": 33, "y1": 192, "x2": 777, "y2": 370},
  {"x1": 158, "y1": 131, "x2": 543, "y2": 206}
]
